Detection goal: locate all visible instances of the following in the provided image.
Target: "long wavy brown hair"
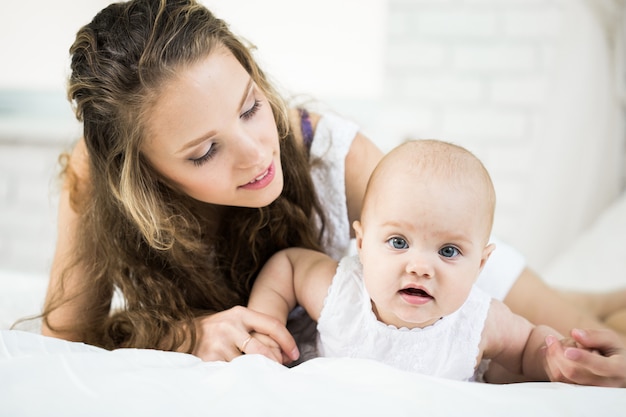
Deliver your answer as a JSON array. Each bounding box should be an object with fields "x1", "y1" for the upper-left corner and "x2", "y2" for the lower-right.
[{"x1": 42, "y1": 0, "x2": 326, "y2": 351}]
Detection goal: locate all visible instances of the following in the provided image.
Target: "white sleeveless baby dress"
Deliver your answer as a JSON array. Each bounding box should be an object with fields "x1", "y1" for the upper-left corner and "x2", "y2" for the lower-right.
[{"x1": 317, "y1": 256, "x2": 492, "y2": 381}]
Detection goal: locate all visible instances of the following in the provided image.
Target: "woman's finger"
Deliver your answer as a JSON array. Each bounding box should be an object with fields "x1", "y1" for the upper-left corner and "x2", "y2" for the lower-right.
[
  {"x1": 545, "y1": 332, "x2": 626, "y2": 387},
  {"x1": 191, "y1": 307, "x2": 260, "y2": 361},
  {"x1": 241, "y1": 308, "x2": 299, "y2": 361},
  {"x1": 240, "y1": 334, "x2": 284, "y2": 363},
  {"x1": 571, "y1": 328, "x2": 623, "y2": 355},
  {"x1": 190, "y1": 306, "x2": 299, "y2": 363}
]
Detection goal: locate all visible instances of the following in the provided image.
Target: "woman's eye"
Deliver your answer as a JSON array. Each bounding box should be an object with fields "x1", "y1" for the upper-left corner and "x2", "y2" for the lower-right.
[
  {"x1": 190, "y1": 144, "x2": 216, "y2": 167},
  {"x1": 439, "y1": 246, "x2": 460, "y2": 258},
  {"x1": 241, "y1": 99, "x2": 262, "y2": 120},
  {"x1": 387, "y1": 237, "x2": 408, "y2": 250}
]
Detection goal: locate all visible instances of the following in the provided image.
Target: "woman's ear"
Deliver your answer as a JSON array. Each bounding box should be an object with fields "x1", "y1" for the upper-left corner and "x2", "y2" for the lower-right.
[{"x1": 353, "y1": 220, "x2": 364, "y2": 251}]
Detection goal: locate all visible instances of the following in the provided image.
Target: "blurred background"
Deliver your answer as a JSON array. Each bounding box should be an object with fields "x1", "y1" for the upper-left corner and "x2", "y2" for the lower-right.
[{"x1": 0, "y1": 0, "x2": 624, "y2": 280}]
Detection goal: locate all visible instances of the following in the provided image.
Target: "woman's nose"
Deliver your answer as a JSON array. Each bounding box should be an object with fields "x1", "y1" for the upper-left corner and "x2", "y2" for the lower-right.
[{"x1": 233, "y1": 129, "x2": 265, "y2": 169}]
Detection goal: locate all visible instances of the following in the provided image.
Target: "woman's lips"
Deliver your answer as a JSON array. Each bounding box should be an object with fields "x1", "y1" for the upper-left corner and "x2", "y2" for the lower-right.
[{"x1": 239, "y1": 162, "x2": 275, "y2": 190}]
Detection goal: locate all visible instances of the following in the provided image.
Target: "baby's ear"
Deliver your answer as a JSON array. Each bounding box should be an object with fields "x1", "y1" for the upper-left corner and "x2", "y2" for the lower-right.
[
  {"x1": 479, "y1": 243, "x2": 496, "y2": 272},
  {"x1": 353, "y1": 220, "x2": 364, "y2": 250}
]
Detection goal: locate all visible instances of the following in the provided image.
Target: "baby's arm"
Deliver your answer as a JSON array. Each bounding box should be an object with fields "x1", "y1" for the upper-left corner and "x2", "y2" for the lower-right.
[
  {"x1": 482, "y1": 300, "x2": 626, "y2": 386},
  {"x1": 481, "y1": 299, "x2": 560, "y2": 382},
  {"x1": 248, "y1": 247, "x2": 338, "y2": 361},
  {"x1": 248, "y1": 250, "x2": 299, "y2": 325},
  {"x1": 249, "y1": 247, "x2": 338, "y2": 321}
]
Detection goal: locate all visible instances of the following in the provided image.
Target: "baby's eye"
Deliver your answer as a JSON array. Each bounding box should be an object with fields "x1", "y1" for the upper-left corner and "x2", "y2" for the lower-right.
[
  {"x1": 387, "y1": 237, "x2": 408, "y2": 250},
  {"x1": 439, "y1": 246, "x2": 460, "y2": 258}
]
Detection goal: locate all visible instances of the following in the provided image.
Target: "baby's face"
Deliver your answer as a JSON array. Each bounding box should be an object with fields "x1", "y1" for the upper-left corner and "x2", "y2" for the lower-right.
[{"x1": 355, "y1": 173, "x2": 493, "y2": 329}]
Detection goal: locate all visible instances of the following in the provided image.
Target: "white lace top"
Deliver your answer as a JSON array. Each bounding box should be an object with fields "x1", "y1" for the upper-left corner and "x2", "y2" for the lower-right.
[
  {"x1": 317, "y1": 256, "x2": 492, "y2": 381},
  {"x1": 308, "y1": 112, "x2": 356, "y2": 261}
]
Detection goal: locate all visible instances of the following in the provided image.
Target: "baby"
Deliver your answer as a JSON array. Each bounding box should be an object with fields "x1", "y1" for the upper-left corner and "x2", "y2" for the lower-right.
[{"x1": 248, "y1": 139, "x2": 580, "y2": 382}]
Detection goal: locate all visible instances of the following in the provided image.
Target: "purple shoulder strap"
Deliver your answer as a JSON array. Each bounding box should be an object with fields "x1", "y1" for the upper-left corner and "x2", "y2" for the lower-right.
[{"x1": 298, "y1": 108, "x2": 314, "y2": 155}]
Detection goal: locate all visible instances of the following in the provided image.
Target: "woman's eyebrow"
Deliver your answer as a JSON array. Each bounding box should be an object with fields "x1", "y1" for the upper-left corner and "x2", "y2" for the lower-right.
[
  {"x1": 176, "y1": 78, "x2": 254, "y2": 155},
  {"x1": 176, "y1": 130, "x2": 216, "y2": 155},
  {"x1": 239, "y1": 78, "x2": 253, "y2": 110}
]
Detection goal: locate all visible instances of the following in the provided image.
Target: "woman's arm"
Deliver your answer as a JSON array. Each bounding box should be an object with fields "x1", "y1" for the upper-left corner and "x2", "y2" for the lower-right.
[
  {"x1": 42, "y1": 139, "x2": 112, "y2": 341},
  {"x1": 344, "y1": 133, "x2": 384, "y2": 236},
  {"x1": 504, "y1": 268, "x2": 626, "y2": 343}
]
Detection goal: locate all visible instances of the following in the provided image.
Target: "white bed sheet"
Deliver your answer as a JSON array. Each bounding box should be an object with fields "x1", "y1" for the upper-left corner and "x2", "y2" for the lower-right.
[
  {"x1": 2, "y1": 191, "x2": 626, "y2": 416},
  {"x1": 1, "y1": 330, "x2": 625, "y2": 417}
]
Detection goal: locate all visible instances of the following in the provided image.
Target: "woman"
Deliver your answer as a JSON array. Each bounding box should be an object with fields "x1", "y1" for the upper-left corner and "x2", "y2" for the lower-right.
[{"x1": 43, "y1": 0, "x2": 626, "y2": 384}]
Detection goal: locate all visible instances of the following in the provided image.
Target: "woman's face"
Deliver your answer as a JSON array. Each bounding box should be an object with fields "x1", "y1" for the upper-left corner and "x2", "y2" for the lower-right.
[{"x1": 142, "y1": 47, "x2": 283, "y2": 208}]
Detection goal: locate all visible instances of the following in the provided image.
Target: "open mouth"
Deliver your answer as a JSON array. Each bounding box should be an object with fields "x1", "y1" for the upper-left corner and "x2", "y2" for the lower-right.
[
  {"x1": 239, "y1": 162, "x2": 275, "y2": 190},
  {"x1": 248, "y1": 169, "x2": 269, "y2": 184},
  {"x1": 399, "y1": 288, "x2": 432, "y2": 298}
]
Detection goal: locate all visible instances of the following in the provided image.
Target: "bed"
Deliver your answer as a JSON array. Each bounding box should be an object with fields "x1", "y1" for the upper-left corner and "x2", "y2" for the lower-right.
[{"x1": 1, "y1": 191, "x2": 626, "y2": 416}]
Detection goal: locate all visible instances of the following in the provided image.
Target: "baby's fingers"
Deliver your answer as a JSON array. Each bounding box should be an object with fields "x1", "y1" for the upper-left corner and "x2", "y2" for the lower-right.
[{"x1": 544, "y1": 335, "x2": 574, "y2": 383}]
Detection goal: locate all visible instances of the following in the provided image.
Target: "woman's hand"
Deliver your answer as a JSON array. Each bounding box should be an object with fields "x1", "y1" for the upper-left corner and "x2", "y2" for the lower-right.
[
  {"x1": 191, "y1": 306, "x2": 299, "y2": 363},
  {"x1": 247, "y1": 332, "x2": 295, "y2": 364},
  {"x1": 544, "y1": 328, "x2": 626, "y2": 387}
]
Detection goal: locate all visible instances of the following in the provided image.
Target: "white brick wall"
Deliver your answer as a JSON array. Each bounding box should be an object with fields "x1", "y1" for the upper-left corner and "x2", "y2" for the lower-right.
[
  {"x1": 0, "y1": 88, "x2": 77, "y2": 275},
  {"x1": 331, "y1": 0, "x2": 625, "y2": 269},
  {"x1": 343, "y1": 0, "x2": 568, "y2": 205},
  {"x1": 0, "y1": 143, "x2": 63, "y2": 274},
  {"x1": 0, "y1": 0, "x2": 623, "y2": 276}
]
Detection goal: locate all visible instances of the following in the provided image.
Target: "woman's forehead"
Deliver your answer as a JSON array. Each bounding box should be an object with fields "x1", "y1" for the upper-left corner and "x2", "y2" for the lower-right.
[{"x1": 144, "y1": 48, "x2": 250, "y2": 144}]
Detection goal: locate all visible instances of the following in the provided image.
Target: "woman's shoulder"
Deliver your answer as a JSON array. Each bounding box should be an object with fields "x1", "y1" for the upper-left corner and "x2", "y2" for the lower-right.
[
  {"x1": 288, "y1": 108, "x2": 321, "y2": 149},
  {"x1": 63, "y1": 137, "x2": 91, "y2": 211},
  {"x1": 69, "y1": 138, "x2": 90, "y2": 175}
]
